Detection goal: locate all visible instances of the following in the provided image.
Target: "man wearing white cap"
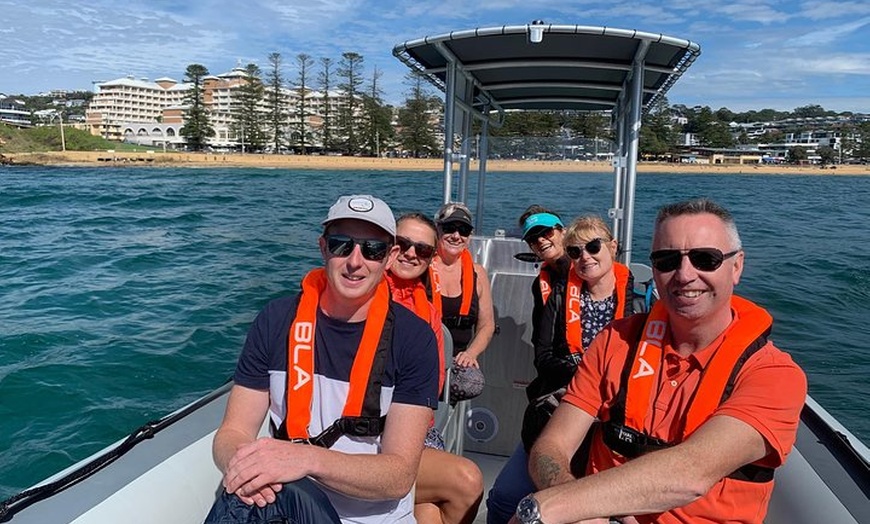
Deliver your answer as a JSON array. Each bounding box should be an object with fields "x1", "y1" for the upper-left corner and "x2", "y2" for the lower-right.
[{"x1": 205, "y1": 195, "x2": 440, "y2": 523}]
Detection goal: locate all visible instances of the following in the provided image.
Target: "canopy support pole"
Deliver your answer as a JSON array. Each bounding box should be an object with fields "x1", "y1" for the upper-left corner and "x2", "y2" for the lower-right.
[{"x1": 442, "y1": 61, "x2": 457, "y2": 204}]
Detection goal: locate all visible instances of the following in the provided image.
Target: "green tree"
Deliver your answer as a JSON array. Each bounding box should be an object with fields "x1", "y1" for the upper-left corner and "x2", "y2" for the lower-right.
[
  {"x1": 792, "y1": 104, "x2": 831, "y2": 118},
  {"x1": 397, "y1": 71, "x2": 440, "y2": 158},
  {"x1": 640, "y1": 97, "x2": 678, "y2": 159},
  {"x1": 490, "y1": 112, "x2": 559, "y2": 137},
  {"x1": 846, "y1": 121, "x2": 870, "y2": 161},
  {"x1": 265, "y1": 52, "x2": 288, "y2": 153},
  {"x1": 758, "y1": 129, "x2": 783, "y2": 144},
  {"x1": 294, "y1": 53, "x2": 315, "y2": 154},
  {"x1": 787, "y1": 145, "x2": 808, "y2": 164},
  {"x1": 179, "y1": 64, "x2": 215, "y2": 151},
  {"x1": 715, "y1": 107, "x2": 735, "y2": 123},
  {"x1": 817, "y1": 145, "x2": 836, "y2": 165},
  {"x1": 318, "y1": 57, "x2": 335, "y2": 153},
  {"x1": 753, "y1": 108, "x2": 785, "y2": 122},
  {"x1": 566, "y1": 111, "x2": 610, "y2": 140},
  {"x1": 231, "y1": 63, "x2": 266, "y2": 152},
  {"x1": 360, "y1": 66, "x2": 393, "y2": 157},
  {"x1": 337, "y1": 52, "x2": 365, "y2": 155},
  {"x1": 690, "y1": 107, "x2": 734, "y2": 148}
]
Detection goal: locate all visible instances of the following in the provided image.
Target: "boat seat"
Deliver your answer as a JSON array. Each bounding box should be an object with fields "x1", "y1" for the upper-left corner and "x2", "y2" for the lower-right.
[
  {"x1": 435, "y1": 323, "x2": 463, "y2": 452},
  {"x1": 628, "y1": 262, "x2": 657, "y2": 313}
]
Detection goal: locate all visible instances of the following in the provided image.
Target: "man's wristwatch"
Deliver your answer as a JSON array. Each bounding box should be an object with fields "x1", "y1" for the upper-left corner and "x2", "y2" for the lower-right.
[{"x1": 516, "y1": 494, "x2": 545, "y2": 524}]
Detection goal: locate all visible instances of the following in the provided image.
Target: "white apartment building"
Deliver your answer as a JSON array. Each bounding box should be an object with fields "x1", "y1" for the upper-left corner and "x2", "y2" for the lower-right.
[
  {"x1": 85, "y1": 67, "x2": 353, "y2": 150},
  {"x1": 86, "y1": 76, "x2": 189, "y2": 140}
]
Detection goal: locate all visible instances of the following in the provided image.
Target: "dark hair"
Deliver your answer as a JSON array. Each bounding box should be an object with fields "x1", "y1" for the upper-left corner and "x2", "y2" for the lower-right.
[
  {"x1": 518, "y1": 205, "x2": 562, "y2": 228},
  {"x1": 655, "y1": 198, "x2": 742, "y2": 250}
]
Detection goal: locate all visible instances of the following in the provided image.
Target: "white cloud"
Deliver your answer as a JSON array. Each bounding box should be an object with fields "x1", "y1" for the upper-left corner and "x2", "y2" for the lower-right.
[
  {"x1": 788, "y1": 54, "x2": 870, "y2": 75},
  {"x1": 785, "y1": 17, "x2": 870, "y2": 46},
  {"x1": 799, "y1": 1, "x2": 870, "y2": 21},
  {"x1": 1, "y1": 0, "x2": 867, "y2": 112}
]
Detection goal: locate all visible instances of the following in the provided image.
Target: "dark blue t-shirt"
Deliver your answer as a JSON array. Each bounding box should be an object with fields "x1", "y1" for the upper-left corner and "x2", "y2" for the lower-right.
[{"x1": 235, "y1": 294, "x2": 440, "y2": 423}]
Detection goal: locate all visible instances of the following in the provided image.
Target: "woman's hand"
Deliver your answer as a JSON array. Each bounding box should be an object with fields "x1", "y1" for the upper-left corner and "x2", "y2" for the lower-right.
[{"x1": 454, "y1": 350, "x2": 479, "y2": 368}]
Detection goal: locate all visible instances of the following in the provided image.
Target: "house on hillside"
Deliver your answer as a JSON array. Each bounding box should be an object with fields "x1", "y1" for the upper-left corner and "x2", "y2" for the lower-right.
[{"x1": 0, "y1": 95, "x2": 31, "y2": 128}]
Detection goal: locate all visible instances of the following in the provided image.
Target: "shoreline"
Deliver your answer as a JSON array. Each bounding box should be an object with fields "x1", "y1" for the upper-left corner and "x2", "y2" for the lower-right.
[{"x1": 3, "y1": 151, "x2": 868, "y2": 176}]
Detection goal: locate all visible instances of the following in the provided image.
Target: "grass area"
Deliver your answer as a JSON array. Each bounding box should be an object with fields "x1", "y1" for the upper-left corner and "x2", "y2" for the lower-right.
[{"x1": 0, "y1": 123, "x2": 158, "y2": 154}]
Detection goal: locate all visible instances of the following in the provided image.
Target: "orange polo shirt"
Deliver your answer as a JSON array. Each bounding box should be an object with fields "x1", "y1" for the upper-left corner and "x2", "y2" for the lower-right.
[{"x1": 562, "y1": 308, "x2": 807, "y2": 524}]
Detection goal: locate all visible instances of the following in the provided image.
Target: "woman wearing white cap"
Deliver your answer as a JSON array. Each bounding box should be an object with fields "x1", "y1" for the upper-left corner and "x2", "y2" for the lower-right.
[{"x1": 430, "y1": 202, "x2": 495, "y2": 377}]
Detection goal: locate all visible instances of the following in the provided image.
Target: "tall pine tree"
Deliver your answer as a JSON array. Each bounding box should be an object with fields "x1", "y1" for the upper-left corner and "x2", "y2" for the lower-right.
[{"x1": 179, "y1": 64, "x2": 215, "y2": 151}]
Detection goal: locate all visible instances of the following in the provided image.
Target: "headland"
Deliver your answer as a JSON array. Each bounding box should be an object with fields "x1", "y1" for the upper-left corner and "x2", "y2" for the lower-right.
[{"x1": 2, "y1": 151, "x2": 868, "y2": 176}]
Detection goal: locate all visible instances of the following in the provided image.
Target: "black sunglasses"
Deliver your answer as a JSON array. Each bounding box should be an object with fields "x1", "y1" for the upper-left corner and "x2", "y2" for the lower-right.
[
  {"x1": 440, "y1": 222, "x2": 473, "y2": 237},
  {"x1": 324, "y1": 234, "x2": 391, "y2": 262},
  {"x1": 396, "y1": 235, "x2": 436, "y2": 260},
  {"x1": 566, "y1": 238, "x2": 604, "y2": 259},
  {"x1": 525, "y1": 227, "x2": 558, "y2": 244},
  {"x1": 649, "y1": 248, "x2": 739, "y2": 272}
]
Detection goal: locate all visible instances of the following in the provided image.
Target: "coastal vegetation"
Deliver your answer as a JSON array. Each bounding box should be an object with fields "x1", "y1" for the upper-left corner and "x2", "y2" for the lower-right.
[{"x1": 0, "y1": 122, "x2": 147, "y2": 154}]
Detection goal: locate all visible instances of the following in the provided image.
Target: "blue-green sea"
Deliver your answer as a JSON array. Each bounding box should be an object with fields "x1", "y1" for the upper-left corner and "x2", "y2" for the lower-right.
[{"x1": 1, "y1": 166, "x2": 869, "y2": 499}]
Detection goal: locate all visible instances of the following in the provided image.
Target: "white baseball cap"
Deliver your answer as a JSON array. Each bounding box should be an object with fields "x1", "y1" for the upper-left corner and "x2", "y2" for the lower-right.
[{"x1": 322, "y1": 195, "x2": 396, "y2": 237}]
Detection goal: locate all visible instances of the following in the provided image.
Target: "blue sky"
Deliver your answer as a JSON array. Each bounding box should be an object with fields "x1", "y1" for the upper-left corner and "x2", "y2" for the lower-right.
[{"x1": 3, "y1": 0, "x2": 869, "y2": 113}]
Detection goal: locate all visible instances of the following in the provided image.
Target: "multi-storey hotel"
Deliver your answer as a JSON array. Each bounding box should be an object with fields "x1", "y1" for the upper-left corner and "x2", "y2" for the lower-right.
[{"x1": 85, "y1": 67, "x2": 348, "y2": 150}]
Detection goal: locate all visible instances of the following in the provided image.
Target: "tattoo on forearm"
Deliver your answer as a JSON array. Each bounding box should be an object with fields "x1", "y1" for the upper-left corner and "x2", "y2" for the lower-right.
[{"x1": 533, "y1": 453, "x2": 564, "y2": 488}]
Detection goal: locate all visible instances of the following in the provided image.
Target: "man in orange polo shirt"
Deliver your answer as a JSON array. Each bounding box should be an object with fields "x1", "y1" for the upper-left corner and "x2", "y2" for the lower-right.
[{"x1": 514, "y1": 198, "x2": 806, "y2": 524}]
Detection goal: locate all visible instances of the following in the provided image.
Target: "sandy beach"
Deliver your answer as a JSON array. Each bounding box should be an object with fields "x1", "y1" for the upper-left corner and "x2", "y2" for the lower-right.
[{"x1": 3, "y1": 150, "x2": 868, "y2": 176}]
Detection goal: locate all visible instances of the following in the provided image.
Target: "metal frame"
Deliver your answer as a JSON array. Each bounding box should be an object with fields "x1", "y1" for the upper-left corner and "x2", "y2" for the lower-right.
[
  {"x1": 394, "y1": 22, "x2": 701, "y2": 262},
  {"x1": 394, "y1": 23, "x2": 701, "y2": 454}
]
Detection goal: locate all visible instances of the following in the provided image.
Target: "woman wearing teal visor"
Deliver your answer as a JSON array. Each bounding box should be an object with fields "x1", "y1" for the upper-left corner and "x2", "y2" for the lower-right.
[
  {"x1": 486, "y1": 205, "x2": 571, "y2": 523},
  {"x1": 487, "y1": 209, "x2": 635, "y2": 523}
]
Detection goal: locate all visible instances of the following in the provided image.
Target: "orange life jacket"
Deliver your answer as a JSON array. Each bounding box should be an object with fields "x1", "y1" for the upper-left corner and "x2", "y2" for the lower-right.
[
  {"x1": 428, "y1": 248, "x2": 474, "y2": 318},
  {"x1": 277, "y1": 268, "x2": 393, "y2": 448},
  {"x1": 386, "y1": 271, "x2": 431, "y2": 321},
  {"x1": 601, "y1": 295, "x2": 774, "y2": 482},
  {"x1": 565, "y1": 262, "x2": 631, "y2": 360},
  {"x1": 538, "y1": 262, "x2": 553, "y2": 304}
]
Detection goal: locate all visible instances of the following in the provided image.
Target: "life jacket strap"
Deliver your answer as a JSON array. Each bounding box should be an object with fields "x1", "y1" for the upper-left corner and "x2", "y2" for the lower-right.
[
  {"x1": 273, "y1": 415, "x2": 388, "y2": 448},
  {"x1": 600, "y1": 420, "x2": 773, "y2": 482},
  {"x1": 442, "y1": 314, "x2": 475, "y2": 330}
]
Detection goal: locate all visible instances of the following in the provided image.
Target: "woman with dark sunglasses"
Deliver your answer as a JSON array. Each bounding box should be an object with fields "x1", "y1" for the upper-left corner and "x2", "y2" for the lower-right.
[
  {"x1": 485, "y1": 214, "x2": 634, "y2": 524},
  {"x1": 430, "y1": 202, "x2": 495, "y2": 374},
  {"x1": 559, "y1": 215, "x2": 634, "y2": 365},
  {"x1": 386, "y1": 211, "x2": 485, "y2": 524}
]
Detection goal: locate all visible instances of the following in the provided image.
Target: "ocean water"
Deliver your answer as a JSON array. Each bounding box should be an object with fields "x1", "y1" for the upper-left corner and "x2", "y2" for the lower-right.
[{"x1": 1, "y1": 166, "x2": 868, "y2": 499}]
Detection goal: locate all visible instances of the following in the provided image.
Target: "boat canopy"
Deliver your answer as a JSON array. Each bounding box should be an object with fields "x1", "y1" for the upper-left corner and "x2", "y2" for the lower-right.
[{"x1": 393, "y1": 22, "x2": 701, "y2": 264}]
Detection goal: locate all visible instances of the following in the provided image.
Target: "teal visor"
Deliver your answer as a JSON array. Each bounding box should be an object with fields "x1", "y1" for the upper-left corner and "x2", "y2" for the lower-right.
[{"x1": 522, "y1": 213, "x2": 564, "y2": 240}]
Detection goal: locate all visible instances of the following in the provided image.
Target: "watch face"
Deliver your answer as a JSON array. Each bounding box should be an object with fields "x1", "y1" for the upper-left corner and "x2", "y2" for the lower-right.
[{"x1": 517, "y1": 496, "x2": 538, "y2": 522}]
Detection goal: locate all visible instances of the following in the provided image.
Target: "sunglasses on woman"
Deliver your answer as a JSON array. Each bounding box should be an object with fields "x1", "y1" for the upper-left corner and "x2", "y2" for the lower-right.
[
  {"x1": 649, "y1": 248, "x2": 739, "y2": 272},
  {"x1": 440, "y1": 222, "x2": 473, "y2": 237},
  {"x1": 566, "y1": 238, "x2": 604, "y2": 259},
  {"x1": 525, "y1": 227, "x2": 558, "y2": 244},
  {"x1": 324, "y1": 234, "x2": 391, "y2": 261},
  {"x1": 396, "y1": 235, "x2": 436, "y2": 259}
]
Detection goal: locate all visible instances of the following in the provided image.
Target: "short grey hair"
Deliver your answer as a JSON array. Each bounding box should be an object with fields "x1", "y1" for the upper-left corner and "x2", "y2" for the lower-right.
[{"x1": 654, "y1": 198, "x2": 742, "y2": 250}]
